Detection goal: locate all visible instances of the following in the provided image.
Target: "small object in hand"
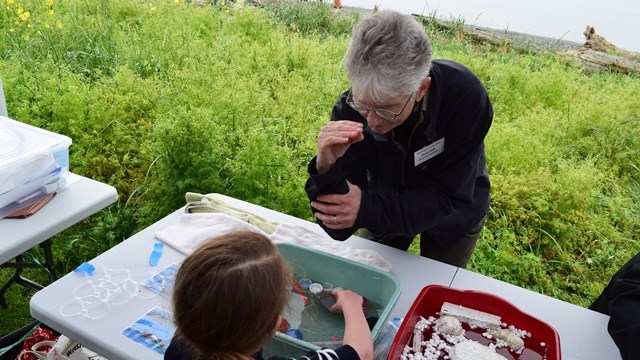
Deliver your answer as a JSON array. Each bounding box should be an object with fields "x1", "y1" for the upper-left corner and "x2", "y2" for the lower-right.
[{"x1": 316, "y1": 292, "x2": 337, "y2": 310}]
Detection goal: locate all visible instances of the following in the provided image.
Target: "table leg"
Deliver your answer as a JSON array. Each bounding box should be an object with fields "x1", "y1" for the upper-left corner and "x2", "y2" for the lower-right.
[
  {"x1": 41, "y1": 239, "x2": 58, "y2": 281},
  {"x1": 0, "y1": 262, "x2": 21, "y2": 309},
  {"x1": 0, "y1": 239, "x2": 58, "y2": 309}
]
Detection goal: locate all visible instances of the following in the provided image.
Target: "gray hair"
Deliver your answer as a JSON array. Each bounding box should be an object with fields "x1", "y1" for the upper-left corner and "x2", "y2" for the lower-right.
[{"x1": 344, "y1": 10, "x2": 432, "y2": 103}]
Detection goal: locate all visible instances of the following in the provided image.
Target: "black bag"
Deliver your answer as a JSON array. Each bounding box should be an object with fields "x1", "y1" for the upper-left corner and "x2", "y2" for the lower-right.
[{"x1": 590, "y1": 252, "x2": 640, "y2": 360}]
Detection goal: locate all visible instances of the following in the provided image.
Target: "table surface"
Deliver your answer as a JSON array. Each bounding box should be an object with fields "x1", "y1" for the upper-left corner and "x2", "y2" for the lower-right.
[
  {"x1": 30, "y1": 194, "x2": 621, "y2": 360},
  {"x1": 0, "y1": 173, "x2": 119, "y2": 265}
]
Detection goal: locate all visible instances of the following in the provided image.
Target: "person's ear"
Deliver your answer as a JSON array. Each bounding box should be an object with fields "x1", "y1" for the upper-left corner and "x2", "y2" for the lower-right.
[
  {"x1": 272, "y1": 316, "x2": 283, "y2": 336},
  {"x1": 416, "y1": 77, "x2": 431, "y2": 102}
]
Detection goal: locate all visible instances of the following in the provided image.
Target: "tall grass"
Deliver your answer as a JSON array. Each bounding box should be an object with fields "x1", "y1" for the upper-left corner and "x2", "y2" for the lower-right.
[{"x1": 1, "y1": 0, "x2": 639, "y2": 334}]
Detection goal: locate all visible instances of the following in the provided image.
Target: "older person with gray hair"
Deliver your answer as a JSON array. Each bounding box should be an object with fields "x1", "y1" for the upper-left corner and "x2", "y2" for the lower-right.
[{"x1": 305, "y1": 10, "x2": 493, "y2": 268}]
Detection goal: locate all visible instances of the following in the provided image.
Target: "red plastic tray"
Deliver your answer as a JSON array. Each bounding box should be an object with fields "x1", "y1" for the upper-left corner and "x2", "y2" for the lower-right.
[{"x1": 387, "y1": 285, "x2": 561, "y2": 360}]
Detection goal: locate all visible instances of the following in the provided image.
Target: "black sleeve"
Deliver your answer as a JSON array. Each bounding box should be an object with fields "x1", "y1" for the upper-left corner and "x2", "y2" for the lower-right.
[
  {"x1": 589, "y1": 253, "x2": 640, "y2": 360},
  {"x1": 267, "y1": 345, "x2": 360, "y2": 360},
  {"x1": 305, "y1": 90, "x2": 370, "y2": 240}
]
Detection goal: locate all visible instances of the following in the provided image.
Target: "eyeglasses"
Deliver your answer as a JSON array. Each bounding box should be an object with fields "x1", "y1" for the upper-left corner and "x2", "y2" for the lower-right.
[{"x1": 346, "y1": 91, "x2": 414, "y2": 122}]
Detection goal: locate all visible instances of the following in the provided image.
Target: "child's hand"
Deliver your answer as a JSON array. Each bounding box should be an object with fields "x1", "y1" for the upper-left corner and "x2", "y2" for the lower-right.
[
  {"x1": 331, "y1": 288, "x2": 372, "y2": 360},
  {"x1": 330, "y1": 288, "x2": 363, "y2": 313}
]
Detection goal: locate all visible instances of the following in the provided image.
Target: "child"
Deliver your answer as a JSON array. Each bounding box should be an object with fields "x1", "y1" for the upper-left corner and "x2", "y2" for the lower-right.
[{"x1": 165, "y1": 231, "x2": 373, "y2": 360}]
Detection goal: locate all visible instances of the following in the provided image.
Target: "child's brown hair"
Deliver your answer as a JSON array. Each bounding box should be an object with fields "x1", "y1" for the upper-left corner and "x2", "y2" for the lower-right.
[{"x1": 172, "y1": 231, "x2": 292, "y2": 360}]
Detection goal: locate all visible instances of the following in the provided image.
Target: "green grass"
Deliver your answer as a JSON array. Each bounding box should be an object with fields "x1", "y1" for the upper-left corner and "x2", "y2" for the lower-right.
[{"x1": 1, "y1": 0, "x2": 639, "y2": 336}]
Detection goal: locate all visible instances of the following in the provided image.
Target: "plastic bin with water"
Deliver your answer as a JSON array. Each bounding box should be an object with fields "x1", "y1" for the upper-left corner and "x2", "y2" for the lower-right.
[{"x1": 263, "y1": 242, "x2": 401, "y2": 358}]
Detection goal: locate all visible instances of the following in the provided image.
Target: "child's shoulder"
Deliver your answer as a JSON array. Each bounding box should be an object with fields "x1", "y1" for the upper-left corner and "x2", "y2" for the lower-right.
[{"x1": 265, "y1": 345, "x2": 360, "y2": 360}]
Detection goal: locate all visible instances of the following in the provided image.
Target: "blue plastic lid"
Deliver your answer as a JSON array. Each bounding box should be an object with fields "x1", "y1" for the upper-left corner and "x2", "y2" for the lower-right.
[{"x1": 298, "y1": 278, "x2": 312, "y2": 289}]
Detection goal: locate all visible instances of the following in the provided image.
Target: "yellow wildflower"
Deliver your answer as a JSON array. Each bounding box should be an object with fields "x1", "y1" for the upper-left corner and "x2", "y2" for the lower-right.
[
  {"x1": 17, "y1": 6, "x2": 30, "y2": 21},
  {"x1": 23, "y1": 34, "x2": 29, "y2": 41},
  {"x1": 9, "y1": 28, "x2": 14, "y2": 32},
  {"x1": 150, "y1": 6, "x2": 156, "y2": 11},
  {"x1": 44, "y1": 22, "x2": 50, "y2": 28},
  {"x1": 46, "y1": 0, "x2": 53, "y2": 6},
  {"x1": 56, "y1": 19, "x2": 62, "y2": 28},
  {"x1": 48, "y1": 9, "x2": 54, "y2": 16},
  {"x1": 6, "y1": 0, "x2": 14, "y2": 5}
]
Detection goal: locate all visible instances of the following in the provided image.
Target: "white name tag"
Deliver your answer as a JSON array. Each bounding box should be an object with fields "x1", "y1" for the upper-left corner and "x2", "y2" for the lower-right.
[{"x1": 414, "y1": 137, "x2": 445, "y2": 166}]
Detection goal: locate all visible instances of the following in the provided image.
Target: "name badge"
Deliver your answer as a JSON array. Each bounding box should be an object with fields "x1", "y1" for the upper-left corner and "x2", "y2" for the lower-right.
[{"x1": 414, "y1": 138, "x2": 445, "y2": 166}]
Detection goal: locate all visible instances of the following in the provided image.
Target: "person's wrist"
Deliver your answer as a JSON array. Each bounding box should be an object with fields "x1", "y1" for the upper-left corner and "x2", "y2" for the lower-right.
[
  {"x1": 343, "y1": 299, "x2": 364, "y2": 313},
  {"x1": 316, "y1": 161, "x2": 333, "y2": 175}
]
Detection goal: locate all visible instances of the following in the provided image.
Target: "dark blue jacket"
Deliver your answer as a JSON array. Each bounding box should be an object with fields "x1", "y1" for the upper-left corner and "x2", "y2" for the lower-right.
[
  {"x1": 306, "y1": 60, "x2": 493, "y2": 250},
  {"x1": 164, "y1": 336, "x2": 359, "y2": 360}
]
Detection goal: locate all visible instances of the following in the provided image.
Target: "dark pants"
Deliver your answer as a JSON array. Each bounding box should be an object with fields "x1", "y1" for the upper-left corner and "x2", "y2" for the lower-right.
[{"x1": 359, "y1": 216, "x2": 486, "y2": 268}]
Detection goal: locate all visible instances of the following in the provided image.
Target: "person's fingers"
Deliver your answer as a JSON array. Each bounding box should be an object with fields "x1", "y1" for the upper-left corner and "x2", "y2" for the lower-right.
[
  {"x1": 314, "y1": 211, "x2": 339, "y2": 225},
  {"x1": 314, "y1": 192, "x2": 348, "y2": 205},
  {"x1": 314, "y1": 212, "x2": 353, "y2": 230},
  {"x1": 329, "y1": 120, "x2": 364, "y2": 128},
  {"x1": 317, "y1": 134, "x2": 353, "y2": 148},
  {"x1": 334, "y1": 289, "x2": 363, "y2": 308},
  {"x1": 318, "y1": 122, "x2": 363, "y2": 141},
  {"x1": 311, "y1": 199, "x2": 339, "y2": 213}
]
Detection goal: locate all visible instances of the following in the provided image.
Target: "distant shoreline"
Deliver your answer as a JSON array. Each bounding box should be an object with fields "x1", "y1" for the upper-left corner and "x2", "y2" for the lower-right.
[{"x1": 339, "y1": 5, "x2": 585, "y2": 54}]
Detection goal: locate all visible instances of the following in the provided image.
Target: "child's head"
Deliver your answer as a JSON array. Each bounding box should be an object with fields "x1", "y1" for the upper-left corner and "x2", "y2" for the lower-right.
[{"x1": 172, "y1": 231, "x2": 292, "y2": 359}]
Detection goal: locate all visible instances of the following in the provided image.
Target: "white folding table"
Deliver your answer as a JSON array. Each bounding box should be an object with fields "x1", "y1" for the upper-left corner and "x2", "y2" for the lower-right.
[
  {"x1": 29, "y1": 194, "x2": 457, "y2": 360},
  {"x1": 29, "y1": 194, "x2": 621, "y2": 360},
  {"x1": 1, "y1": 173, "x2": 118, "y2": 308}
]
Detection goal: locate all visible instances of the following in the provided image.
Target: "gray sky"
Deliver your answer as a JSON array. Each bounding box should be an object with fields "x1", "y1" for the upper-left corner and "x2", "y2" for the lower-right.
[{"x1": 343, "y1": 0, "x2": 640, "y2": 52}]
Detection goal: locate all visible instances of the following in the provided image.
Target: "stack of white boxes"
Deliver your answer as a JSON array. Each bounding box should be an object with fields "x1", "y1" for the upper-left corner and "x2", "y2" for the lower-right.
[{"x1": 0, "y1": 116, "x2": 71, "y2": 218}]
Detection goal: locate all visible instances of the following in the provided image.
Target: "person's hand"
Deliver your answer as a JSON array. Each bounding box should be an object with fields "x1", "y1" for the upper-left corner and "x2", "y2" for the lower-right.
[
  {"x1": 316, "y1": 120, "x2": 364, "y2": 174},
  {"x1": 331, "y1": 288, "x2": 373, "y2": 360},
  {"x1": 330, "y1": 288, "x2": 363, "y2": 313},
  {"x1": 311, "y1": 181, "x2": 361, "y2": 229}
]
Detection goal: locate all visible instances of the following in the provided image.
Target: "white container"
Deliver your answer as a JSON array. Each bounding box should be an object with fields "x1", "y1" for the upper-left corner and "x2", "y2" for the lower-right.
[{"x1": 0, "y1": 116, "x2": 71, "y2": 211}]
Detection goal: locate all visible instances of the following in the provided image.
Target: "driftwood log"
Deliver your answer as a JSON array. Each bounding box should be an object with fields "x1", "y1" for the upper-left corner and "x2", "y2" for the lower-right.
[
  {"x1": 414, "y1": 15, "x2": 640, "y2": 75},
  {"x1": 574, "y1": 49, "x2": 640, "y2": 74},
  {"x1": 574, "y1": 26, "x2": 640, "y2": 74}
]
